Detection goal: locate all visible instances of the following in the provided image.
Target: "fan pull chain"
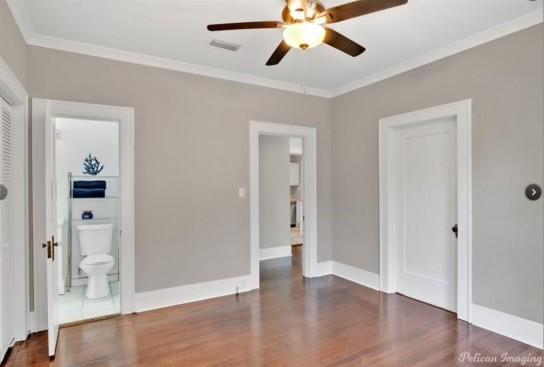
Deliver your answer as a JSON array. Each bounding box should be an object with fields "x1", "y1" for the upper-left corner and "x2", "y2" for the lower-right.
[{"x1": 301, "y1": 50, "x2": 309, "y2": 94}]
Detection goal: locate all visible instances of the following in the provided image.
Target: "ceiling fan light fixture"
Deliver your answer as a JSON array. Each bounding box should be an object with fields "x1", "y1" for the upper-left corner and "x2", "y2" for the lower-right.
[
  {"x1": 283, "y1": 22, "x2": 325, "y2": 50},
  {"x1": 207, "y1": 0, "x2": 408, "y2": 65}
]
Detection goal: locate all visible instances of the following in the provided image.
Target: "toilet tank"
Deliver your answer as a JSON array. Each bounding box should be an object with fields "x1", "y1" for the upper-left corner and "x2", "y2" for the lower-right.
[{"x1": 77, "y1": 224, "x2": 114, "y2": 256}]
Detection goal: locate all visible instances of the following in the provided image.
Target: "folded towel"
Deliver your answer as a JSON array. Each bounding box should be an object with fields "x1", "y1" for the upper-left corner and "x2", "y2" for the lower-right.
[
  {"x1": 74, "y1": 180, "x2": 107, "y2": 190},
  {"x1": 72, "y1": 188, "x2": 106, "y2": 198}
]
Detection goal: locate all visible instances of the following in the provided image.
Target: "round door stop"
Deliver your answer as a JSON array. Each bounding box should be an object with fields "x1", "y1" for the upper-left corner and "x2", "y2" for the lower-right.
[
  {"x1": 525, "y1": 184, "x2": 542, "y2": 201},
  {"x1": 0, "y1": 184, "x2": 7, "y2": 201}
]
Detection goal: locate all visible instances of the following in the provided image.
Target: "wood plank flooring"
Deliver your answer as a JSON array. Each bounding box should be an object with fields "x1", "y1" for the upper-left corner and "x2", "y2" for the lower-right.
[{"x1": 5, "y1": 247, "x2": 542, "y2": 366}]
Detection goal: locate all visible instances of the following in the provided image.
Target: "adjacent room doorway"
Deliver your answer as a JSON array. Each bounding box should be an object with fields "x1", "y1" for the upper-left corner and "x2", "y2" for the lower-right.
[
  {"x1": 257, "y1": 135, "x2": 305, "y2": 282},
  {"x1": 249, "y1": 121, "x2": 318, "y2": 289}
]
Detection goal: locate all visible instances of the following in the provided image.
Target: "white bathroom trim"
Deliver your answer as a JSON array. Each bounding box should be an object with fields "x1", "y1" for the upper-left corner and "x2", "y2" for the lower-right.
[
  {"x1": 31, "y1": 99, "x2": 135, "y2": 332},
  {"x1": 259, "y1": 246, "x2": 292, "y2": 261},
  {"x1": 249, "y1": 121, "x2": 318, "y2": 289}
]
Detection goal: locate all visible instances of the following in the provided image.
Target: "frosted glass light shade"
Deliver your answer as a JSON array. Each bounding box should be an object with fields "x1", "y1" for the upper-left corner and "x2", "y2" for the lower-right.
[{"x1": 283, "y1": 23, "x2": 326, "y2": 50}]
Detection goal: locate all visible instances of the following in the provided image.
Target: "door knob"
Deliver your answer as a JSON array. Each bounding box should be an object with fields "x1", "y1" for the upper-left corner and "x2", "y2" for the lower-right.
[
  {"x1": 451, "y1": 224, "x2": 458, "y2": 239},
  {"x1": 43, "y1": 241, "x2": 52, "y2": 259}
]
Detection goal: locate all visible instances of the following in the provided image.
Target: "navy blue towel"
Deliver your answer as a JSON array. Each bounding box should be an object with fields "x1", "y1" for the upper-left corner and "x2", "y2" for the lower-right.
[
  {"x1": 72, "y1": 188, "x2": 106, "y2": 198},
  {"x1": 73, "y1": 180, "x2": 107, "y2": 190}
]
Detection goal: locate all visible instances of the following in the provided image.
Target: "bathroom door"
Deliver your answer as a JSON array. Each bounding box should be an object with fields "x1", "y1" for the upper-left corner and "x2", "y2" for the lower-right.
[{"x1": 43, "y1": 113, "x2": 60, "y2": 357}]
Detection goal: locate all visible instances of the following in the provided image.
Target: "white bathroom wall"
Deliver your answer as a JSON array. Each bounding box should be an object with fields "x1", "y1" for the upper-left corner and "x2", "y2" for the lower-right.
[{"x1": 55, "y1": 118, "x2": 120, "y2": 290}]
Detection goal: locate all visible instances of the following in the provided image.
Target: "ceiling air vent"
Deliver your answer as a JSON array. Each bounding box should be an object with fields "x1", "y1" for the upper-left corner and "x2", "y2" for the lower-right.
[{"x1": 208, "y1": 38, "x2": 241, "y2": 52}]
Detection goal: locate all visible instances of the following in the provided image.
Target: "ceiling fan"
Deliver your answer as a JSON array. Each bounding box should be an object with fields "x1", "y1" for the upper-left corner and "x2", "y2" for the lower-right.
[{"x1": 207, "y1": 0, "x2": 408, "y2": 65}]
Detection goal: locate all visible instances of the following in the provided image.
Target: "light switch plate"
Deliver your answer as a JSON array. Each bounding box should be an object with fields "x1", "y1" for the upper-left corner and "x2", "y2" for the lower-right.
[{"x1": 238, "y1": 187, "x2": 246, "y2": 198}]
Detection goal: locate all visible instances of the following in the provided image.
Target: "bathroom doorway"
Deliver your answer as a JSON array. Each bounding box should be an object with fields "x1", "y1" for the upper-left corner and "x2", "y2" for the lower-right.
[
  {"x1": 32, "y1": 99, "x2": 135, "y2": 357},
  {"x1": 54, "y1": 118, "x2": 121, "y2": 324}
]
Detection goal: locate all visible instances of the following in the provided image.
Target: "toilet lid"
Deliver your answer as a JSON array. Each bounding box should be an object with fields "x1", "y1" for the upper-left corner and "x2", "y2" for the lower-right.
[{"x1": 81, "y1": 254, "x2": 114, "y2": 266}]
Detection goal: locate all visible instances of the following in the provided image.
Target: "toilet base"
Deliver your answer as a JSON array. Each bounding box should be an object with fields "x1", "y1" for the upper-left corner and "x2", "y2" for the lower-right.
[{"x1": 86, "y1": 274, "x2": 110, "y2": 299}]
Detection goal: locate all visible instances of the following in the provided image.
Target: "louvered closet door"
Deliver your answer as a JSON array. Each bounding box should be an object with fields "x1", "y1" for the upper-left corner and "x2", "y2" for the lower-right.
[{"x1": 0, "y1": 97, "x2": 13, "y2": 360}]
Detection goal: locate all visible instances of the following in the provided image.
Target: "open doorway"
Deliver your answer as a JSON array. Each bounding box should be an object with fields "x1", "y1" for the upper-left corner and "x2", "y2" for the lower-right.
[
  {"x1": 258, "y1": 136, "x2": 304, "y2": 281},
  {"x1": 289, "y1": 138, "x2": 303, "y2": 250},
  {"x1": 249, "y1": 121, "x2": 318, "y2": 290},
  {"x1": 55, "y1": 118, "x2": 120, "y2": 324},
  {"x1": 32, "y1": 99, "x2": 134, "y2": 357}
]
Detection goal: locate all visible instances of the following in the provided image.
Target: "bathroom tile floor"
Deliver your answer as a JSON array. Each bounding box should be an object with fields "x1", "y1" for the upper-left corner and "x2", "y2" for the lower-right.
[{"x1": 58, "y1": 280, "x2": 120, "y2": 324}]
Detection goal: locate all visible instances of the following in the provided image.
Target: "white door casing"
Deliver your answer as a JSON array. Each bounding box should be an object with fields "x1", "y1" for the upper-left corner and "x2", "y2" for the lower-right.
[
  {"x1": 0, "y1": 98, "x2": 14, "y2": 360},
  {"x1": 379, "y1": 99, "x2": 472, "y2": 322},
  {"x1": 31, "y1": 99, "x2": 135, "y2": 337},
  {"x1": 393, "y1": 117, "x2": 457, "y2": 311},
  {"x1": 0, "y1": 55, "x2": 30, "y2": 353},
  {"x1": 249, "y1": 121, "x2": 318, "y2": 289}
]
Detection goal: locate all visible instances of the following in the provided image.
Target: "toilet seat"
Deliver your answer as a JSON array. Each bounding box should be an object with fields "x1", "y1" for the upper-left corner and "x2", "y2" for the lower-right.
[{"x1": 81, "y1": 254, "x2": 114, "y2": 266}]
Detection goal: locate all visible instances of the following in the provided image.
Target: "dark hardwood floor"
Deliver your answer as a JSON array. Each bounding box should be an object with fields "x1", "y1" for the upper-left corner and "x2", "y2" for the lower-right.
[{"x1": 5, "y1": 247, "x2": 542, "y2": 366}]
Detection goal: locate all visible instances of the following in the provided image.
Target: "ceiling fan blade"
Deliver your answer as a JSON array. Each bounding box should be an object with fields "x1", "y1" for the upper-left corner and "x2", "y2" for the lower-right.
[
  {"x1": 325, "y1": 0, "x2": 408, "y2": 24},
  {"x1": 266, "y1": 41, "x2": 292, "y2": 66},
  {"x1": 324, "y1": 28, "x2": 365, "y2": 57},
  {"x1": 207, "y1": 21, "x2": 283, "y2": 31}
]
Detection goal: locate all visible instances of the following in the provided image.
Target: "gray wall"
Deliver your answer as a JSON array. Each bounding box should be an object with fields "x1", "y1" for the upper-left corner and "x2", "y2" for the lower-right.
[
  {"x1": 0, "y1": 1, "x2": 27, "y2": 88},
  {"x1": 259, "y1": 135, "x2": 290, "y2": 249},
  {"x1": 331, "y1": 24, "x2": 543, "y2": 323},
  {"x1": 26, "y1": 46, "x2": 333, "y2": 293},
  {"x1": 1, "y1": 3, "x2": 541, "y2": 325}
]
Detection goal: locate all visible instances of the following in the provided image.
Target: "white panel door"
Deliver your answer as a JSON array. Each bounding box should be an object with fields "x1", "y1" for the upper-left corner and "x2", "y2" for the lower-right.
[
  {"x1": 44, "y1": 113, "x2": 59, "y2": 357},
  {"x1": 394, "y1": 117, "x2": 457, "y2": 311},
  {"x1": 0, "y1": 99, "x2": 14, "y2": 360}
]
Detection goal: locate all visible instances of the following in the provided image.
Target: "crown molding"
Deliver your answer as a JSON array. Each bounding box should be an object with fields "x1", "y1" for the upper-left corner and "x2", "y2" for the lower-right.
[
  {"x1": 7, "y1": 0, "x2": 542, "y2": 99},
  {"x1": 329, "y1": 9, "x2": 543, "y2": 97},
  {"x1": 26, "y1": 34, "x2": 332, "y2": 98}
]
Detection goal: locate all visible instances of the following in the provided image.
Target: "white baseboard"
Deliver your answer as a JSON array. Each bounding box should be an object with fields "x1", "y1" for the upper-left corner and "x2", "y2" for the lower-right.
[
  {"x1": 312, "y1": 260, "x2": 333, "y2": 277},
  {"x1": 332, "y1": 261, "x2": 380, "y2": 291},
  {"x1": 134, "y1": 275, "x2": 253, "y2": 313},
  {"x1": 259, "y1": 246, "x2": 292, "y2": 261},
  {"x1": 309, "y1": 260, "x2": 380, "y2": 290},
  {"x1": 471, "y1": 304, "x2": 543, "y2": 349}
]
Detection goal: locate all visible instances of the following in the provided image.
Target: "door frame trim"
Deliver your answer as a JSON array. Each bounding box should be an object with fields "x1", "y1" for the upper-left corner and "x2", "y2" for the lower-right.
[
  {"x1": 0, "y1": 56, "x2": 30, "y2": 350},
  {"x1": 31, "y1": 99, "x2": 135, "y2": 332},
  {"x1": 378, "y1": 99, "x2": 472, "y2": 322},
  {"x1": 249, "y1": 121, "x2": 318, "y2": 289}
]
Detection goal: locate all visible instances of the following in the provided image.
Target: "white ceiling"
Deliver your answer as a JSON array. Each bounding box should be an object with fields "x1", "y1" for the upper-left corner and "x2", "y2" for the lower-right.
[{"x1": 9, "y1": 0, "x2": 543, "y2": 96}]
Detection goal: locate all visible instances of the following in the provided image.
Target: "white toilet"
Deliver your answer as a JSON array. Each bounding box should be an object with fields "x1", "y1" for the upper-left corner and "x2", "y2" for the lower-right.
[{"x1": 77, "y1": 223, "x2": 115, "y2": 299}]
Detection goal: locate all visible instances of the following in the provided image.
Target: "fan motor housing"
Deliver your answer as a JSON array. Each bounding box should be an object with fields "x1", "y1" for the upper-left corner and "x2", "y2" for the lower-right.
[{"x1": 282, "y1": 0, "x2": 326, "y2": 23}]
